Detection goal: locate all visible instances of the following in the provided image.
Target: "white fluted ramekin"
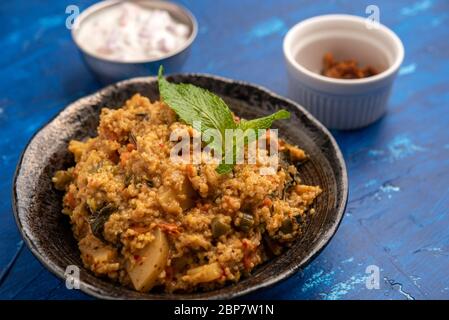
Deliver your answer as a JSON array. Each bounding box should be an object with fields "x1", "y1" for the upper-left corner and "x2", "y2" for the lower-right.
[{"x1": 283, "y1": 14, "x2": 404, "y2": 130}]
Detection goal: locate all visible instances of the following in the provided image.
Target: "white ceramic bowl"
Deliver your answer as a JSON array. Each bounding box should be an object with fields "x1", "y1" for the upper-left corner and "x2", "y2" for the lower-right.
[
  {"x1": 283, "y1": 14, "x2": 404, "y2": 130},
  {"x1": 72, "y1": 0, "x2": 198, "y2": 84}
]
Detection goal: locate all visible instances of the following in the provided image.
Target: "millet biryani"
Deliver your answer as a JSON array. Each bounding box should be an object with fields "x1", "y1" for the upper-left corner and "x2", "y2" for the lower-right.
[{"x1": 52, "y1": 69, "x2": 322, "y2": 293}]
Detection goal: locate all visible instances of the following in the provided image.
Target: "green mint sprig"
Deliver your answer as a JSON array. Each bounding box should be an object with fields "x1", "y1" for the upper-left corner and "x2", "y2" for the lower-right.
[{"x1": 157, "y1": 66, "x2": 290, "y2": 174}]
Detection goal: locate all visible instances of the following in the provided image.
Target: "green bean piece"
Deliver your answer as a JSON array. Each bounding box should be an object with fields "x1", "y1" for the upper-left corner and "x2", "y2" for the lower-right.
[
  {"x1": 235, "y1": 212, "x2": 254, "y2": 232},
  {"x1": 211, "y1": 217, "x2": 231, "y2": 238}
]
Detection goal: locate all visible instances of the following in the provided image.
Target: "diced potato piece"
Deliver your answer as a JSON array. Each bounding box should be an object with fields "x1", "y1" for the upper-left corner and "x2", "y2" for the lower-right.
[
  {"x1": 79, "y1": 235, "x2": 116, "y2": 263},
  {"x1": 158, "y1": 186, "x2": 182, "y2": 214},
  {"x1": 127, "y1": 228, "x2": 169, "y2": 292},
  {"x1": 158, "y1": 176, "x2": 195, "y2": 214},
  {"x1": 78, "y1": 234, "x2": 118, "y2": 274},
  {"x1": 182, "y1": 262, "x2": 222, "y2": 285}
]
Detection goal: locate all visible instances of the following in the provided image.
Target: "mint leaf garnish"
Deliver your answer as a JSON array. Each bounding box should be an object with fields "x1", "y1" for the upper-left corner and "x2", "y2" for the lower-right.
[
  {"x1": 238, "y1": 110, "x2": 291, "y2": 131},
  {"x1": 157, "y1": 66, "x2": 291, "y2": 174},
  {"x1": 158, "y1": 66, "x2": 236, "y2": 137},
  {"x1": 215, "y1": 163, "x2": 234, "y2": 174}
]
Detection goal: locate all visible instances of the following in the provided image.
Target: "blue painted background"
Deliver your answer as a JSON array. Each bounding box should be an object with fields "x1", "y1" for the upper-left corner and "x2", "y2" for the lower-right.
[{"x1": 1, "y1": 0, "x2": 448, "y2": 300}]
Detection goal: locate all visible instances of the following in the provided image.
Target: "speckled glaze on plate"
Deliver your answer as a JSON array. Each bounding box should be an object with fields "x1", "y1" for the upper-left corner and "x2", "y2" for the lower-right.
[{"x1": 12, "y1": 74, "x2": 348, "y2": 300}]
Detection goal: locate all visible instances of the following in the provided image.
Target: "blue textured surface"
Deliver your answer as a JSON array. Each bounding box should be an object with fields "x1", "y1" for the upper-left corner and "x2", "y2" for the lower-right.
[{"x1": 1, "y1": 0, "x2": 448, "y2": 300}]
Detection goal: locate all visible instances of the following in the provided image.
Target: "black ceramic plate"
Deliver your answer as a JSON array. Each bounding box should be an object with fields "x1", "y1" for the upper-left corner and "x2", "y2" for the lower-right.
[{"x1": 13, "y1": 74, "x2": 348, "y2": 299}]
